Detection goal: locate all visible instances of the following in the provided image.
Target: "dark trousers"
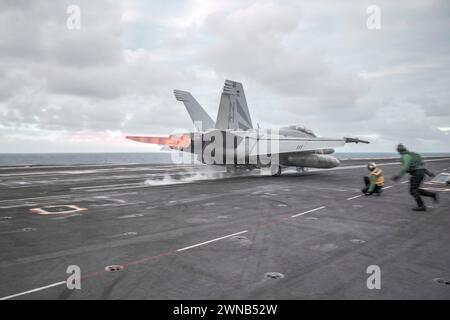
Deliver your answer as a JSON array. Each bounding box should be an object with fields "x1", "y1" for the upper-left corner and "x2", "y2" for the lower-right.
[
  {"x1": 410, "y1": 169, "x2": 436, "y2": 207},
  {"x1": 362, "y1": 176, "x2": 382, "y2": 194}
]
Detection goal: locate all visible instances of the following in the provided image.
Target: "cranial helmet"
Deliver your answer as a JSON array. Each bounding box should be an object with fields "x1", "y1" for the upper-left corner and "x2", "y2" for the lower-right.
[
  {"x1": 368, "y1": 162, "x2": 377, "y2": 171},
  {"x1": 396, "y1": 143, "x2": 407, "y2": 153}
]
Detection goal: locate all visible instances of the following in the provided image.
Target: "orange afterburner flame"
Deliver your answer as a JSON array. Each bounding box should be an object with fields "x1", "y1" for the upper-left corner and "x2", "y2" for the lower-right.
[
  {"x1": 126, "y1": 136, "x2": 170, "y2": 145},
  {"x1": 167, "y1": 134, "x2": 191, "y2": 148},
  {"x1": 126, "y1": 134, "x2": 191, "y2": 149}
]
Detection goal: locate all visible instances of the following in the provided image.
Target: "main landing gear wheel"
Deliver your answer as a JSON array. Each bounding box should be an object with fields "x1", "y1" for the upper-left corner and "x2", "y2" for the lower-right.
[{"x1": 270, "y1": 165, "x2": 282, "y2": 177}]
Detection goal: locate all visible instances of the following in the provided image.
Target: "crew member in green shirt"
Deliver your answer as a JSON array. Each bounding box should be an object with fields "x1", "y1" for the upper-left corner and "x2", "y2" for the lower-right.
[{"x1": 392, "y1": 144, "x2": 438, "y2": 211}]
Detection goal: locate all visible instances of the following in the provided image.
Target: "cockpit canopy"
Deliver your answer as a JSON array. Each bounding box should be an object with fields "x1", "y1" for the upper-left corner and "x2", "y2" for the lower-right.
[{"x1": 280, "y1": 125, "x2": 317, "y2": 137}]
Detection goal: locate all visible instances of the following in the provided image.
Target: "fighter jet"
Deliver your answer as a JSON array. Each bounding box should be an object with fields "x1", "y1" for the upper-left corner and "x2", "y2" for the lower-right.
[{"x1": 126, "y1": 80, "x2": 368, "y2": 176}]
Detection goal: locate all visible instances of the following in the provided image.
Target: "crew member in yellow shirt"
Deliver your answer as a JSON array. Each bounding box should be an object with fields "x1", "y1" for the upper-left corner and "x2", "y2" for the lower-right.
[{"x1": 362, "y1": 162, "x2": 384, "y2": 196}]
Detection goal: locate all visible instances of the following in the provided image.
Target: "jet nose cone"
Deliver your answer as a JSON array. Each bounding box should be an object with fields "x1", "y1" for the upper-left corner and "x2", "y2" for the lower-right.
[
  {"x1": 324, "y1": 155, "x2": 340, "y2": 168},
  {"x1": 333, "y1": 157, "x2": 340, "y2": 167}
]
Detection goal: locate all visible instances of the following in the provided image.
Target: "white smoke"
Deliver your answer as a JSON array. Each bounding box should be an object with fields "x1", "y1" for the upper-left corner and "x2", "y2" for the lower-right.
[
  {"x1": 143, "y1": 166, "x2": 266, "y2": 186},
  {"x1": 144, "y1": 169, "x2": 226, "y2": 186}
]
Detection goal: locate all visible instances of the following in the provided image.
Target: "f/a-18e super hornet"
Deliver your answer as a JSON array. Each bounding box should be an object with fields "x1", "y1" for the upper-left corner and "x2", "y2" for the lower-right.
[{"x1": 126, "y1": 80, "x2": 368, "y2": 176}]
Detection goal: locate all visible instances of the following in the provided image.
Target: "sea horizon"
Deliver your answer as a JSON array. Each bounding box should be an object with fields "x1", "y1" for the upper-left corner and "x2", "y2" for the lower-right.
[{"x1": 1, "y1": 152, "x2": 449, "y2": 167}]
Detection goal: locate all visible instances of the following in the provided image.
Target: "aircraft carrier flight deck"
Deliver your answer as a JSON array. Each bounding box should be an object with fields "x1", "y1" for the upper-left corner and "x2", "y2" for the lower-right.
[{"x1": 1, "y1": 157, "x2": 450, "y2": 300}]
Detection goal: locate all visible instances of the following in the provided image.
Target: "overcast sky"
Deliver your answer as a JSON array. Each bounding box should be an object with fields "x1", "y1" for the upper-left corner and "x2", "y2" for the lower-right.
[{"x1": 0, "y1": 0, "x2": 449, "y2": 153}]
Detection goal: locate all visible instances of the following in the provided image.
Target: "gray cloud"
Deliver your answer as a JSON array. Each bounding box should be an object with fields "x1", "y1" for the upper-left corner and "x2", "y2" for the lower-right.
[{"x1": 0, "y1": 0, "x2": 449, "y2": 152}]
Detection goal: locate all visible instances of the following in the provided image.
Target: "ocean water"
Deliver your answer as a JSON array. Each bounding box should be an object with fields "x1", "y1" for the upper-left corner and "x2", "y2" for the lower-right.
[
  {"x1": 1, "y1": 152, "x2": 449, "y2": 167},
  {"x1": 0, "y1": 152, "x2": 173, "y2": 166}
]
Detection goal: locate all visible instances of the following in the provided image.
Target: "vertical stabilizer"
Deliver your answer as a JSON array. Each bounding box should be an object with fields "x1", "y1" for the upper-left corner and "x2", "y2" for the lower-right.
[
  {"x1": 215, "y1": 80, "x2": 253, "y2": 131},
  {"x1": 174, "y1": 90, "x2": 215, "y2": 131}
]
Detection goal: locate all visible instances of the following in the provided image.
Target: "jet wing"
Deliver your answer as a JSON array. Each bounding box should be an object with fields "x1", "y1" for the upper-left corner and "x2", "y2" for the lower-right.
[
  {"x1": 231, "y1": 131, "x2": 367, "y2": 157},
  {"x1": 250, "y1": 137, "x2": 348, "y2": 156}
]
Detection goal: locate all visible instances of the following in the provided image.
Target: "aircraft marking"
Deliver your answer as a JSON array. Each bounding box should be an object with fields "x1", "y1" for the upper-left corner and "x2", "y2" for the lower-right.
[
  {"x1": 346, "y1": 194, "x2": 364, "y2": 200},
  {"x1": 0, "y1": 281, "x2": 66, "y2": 300},
  {"x1": 176, "y1": 230, "x2": 248, "y2": 252},
  {"x1": 291, "y1": 206, "x2": 326, "y2": 218}
]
